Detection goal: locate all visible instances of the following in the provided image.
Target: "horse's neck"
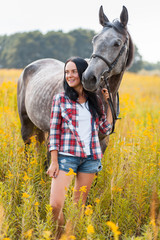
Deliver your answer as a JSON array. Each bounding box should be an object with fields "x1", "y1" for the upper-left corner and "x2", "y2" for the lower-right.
[{"x1": 109, "y1": 72, "x2": 124, "y2": 95}]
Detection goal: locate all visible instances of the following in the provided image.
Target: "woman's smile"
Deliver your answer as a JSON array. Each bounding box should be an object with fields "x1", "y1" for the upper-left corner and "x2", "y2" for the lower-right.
[{"x1": 65, "y1": 61, "x2": 82, "y2": 90}]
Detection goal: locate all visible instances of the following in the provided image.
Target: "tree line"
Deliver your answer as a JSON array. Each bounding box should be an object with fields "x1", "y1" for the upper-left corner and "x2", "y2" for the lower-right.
[{"x1": 0, "y1": 29, "x2": 159, "y2": 72}]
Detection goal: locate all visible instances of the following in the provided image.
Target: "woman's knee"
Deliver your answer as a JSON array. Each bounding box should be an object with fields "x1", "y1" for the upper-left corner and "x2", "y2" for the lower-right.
[{"x1": 50, "y1": 199, "x2": 63, "y2": 210}]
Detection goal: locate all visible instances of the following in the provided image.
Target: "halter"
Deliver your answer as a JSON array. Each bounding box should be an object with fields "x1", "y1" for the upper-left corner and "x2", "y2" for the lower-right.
[
  {"x1": 91, "y1": 37, "x2": 128, "y2": 74},
  {"x1": 91, "y1": 35, "x2": 129, "y2": 134}
]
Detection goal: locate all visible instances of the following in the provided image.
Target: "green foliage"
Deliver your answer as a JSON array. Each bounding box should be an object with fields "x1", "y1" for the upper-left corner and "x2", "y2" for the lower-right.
[
  {"x1": 0, "y1": 29, "x2": 95, "y2": 68},
  {"x1": 142, "y1": 61, "x2": 160, "y2": 71},
  {"x1": 1, "y1": 29, "x2": 160, "y2": 72}
]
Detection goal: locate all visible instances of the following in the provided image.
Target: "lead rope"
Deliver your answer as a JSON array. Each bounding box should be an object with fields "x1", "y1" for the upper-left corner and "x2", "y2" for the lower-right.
[{"x1": 100, "y1": 76, "x2": 117, "y2": 134}]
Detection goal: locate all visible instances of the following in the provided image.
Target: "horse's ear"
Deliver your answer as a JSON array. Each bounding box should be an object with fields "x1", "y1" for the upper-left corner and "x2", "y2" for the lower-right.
[
  {"x1": 99, "y1": 6, "x2": 109, "y2": 26},
  {"x1": 120, "y1": 6, "x2": 128, "y2": 27}
]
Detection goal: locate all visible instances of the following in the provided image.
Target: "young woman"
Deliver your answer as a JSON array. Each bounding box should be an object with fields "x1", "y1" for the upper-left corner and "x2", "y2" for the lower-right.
[{"x1": 47, "y1": 57, "x2": 113, "y2": 239}]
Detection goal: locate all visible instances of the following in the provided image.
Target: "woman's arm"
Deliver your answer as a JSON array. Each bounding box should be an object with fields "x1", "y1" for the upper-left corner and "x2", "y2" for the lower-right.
[
  {"x1": 46, "y1": 150, "x2": 59, "y2": 178},
  {"x1": 47, "y1": 94, "x2": 62, "y2": 178}
]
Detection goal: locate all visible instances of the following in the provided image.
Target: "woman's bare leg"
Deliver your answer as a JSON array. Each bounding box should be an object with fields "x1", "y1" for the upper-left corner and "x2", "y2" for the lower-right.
[
  {"x1": 74, "y1": 172, "x2": 95, "y2": 204},
  {"x1": 50, "y1": 170, "x2": 73, "y2": 239}
]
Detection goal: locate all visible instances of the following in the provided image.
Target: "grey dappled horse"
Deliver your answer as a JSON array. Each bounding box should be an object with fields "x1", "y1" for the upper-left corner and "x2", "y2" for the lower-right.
[{"x1": 17, "y1": 6, "x2": 134, "y2": 154}]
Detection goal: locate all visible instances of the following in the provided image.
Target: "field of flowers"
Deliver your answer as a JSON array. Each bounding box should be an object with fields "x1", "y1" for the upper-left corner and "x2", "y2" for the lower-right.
[{"x1": 0, "y1": 69, "x2": 160, "y2": 240}]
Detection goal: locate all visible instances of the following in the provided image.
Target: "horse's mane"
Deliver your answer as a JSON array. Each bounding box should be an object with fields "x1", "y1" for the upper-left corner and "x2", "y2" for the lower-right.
[{"x1": 126, "y1": 32, "x2": 134, "y2": 69}]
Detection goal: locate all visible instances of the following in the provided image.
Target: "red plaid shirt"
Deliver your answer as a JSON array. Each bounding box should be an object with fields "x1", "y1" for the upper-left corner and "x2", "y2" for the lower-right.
[{"x1": 49, "y1": 93, "x2": 112, "y2": 161}]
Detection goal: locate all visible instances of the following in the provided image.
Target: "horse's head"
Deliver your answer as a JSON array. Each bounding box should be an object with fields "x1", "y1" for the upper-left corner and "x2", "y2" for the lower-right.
[{"x1": 82, "y1": 6, "x2": 134, "y2": 92}]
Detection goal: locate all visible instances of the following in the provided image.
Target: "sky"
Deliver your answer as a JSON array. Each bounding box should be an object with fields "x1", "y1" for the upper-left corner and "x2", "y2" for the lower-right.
[{"x1": 0, "y1": 0, "x2": 160, "y2": 63}]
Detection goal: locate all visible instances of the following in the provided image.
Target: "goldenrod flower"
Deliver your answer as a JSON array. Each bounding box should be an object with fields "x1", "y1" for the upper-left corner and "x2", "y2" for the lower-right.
[
  {"x1": 39, "y1": 178, "x2": 45, "y2": 185},
  {"x1": 23, "y1": 172, "x2": 30, "y2": 181},
  {"x1": 79, "y1": 186, "x2": 87, "y2": 193},
  {"x1": 69, "y1": 235, "x2": 76, "y2": 239},
  {"x1": 87, "y1": 224, "x2": 95, "y2": 234},
  {"x1": 85, "y1": 205, "x2": 93, "y2": 216},
  {"x1": 106, "y1": 221, "x2": 121, "y2": 237},
  {"x1": 34, "y1": 202, "x2": 39, "y2": 206},
  {"x1": 6, "y1": 170, "x2": 14, "y2": 179},
  {"x1": 24, "y1": 228, "x2": 33, "y2": 237},
  {"x1": 72, "y1": 187, "x2": 77, "y2": 192},
  {"x1": 60, "y1": 234, "x2": 67, "y2": 240},
  {"x1": 112, "y1": 186, "x2": 122, "y2": 193},
  {"x1": 22, "y1": 192, "x2": 30, "y2": 198},
  {"x1": 30, "y1": 158, "x2": 38, "y2": 165},
  {"x1": 43, "y1": 230, "x2": 52, "y2": 239},
  {"x1": 95, "y1": 198, "x2": 100, "y2": 204},
  {"x1": 66, "y1": 168, "x2": 77, "y2": 176}
]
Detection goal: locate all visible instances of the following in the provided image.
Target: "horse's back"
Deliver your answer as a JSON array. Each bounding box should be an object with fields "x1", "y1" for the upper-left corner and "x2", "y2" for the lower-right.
[{"x1": 17, "y1": 58, "x2": 64, "y2": 132}]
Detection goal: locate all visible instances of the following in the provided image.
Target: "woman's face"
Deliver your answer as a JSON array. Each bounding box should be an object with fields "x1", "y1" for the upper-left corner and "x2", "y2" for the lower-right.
[{"x1": 65, "y1": 61, "x2": 82, "y2": 90}]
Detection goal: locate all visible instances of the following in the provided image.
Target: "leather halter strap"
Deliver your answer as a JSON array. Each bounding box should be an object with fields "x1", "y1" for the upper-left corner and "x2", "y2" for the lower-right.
[{"x1": 91, "y1": 37, "x2": 128, "y2": 74}]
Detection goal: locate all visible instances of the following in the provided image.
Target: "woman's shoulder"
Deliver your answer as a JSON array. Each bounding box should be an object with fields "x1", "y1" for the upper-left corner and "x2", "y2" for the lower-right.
[{"x1": 53, "y1": 92, "x2": 70, "y2": 102}]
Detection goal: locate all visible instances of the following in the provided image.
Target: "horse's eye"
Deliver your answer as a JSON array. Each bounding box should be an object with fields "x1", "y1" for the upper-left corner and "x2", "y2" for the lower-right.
[{"x1": 113, "y1": 39, "x2": 122, "y2": 47}]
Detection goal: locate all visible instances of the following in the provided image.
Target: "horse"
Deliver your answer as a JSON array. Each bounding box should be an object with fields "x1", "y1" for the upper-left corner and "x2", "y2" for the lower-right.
[
  {"x1": 82, "y1": 5, "x2": 134, "y2": 151},
  {"x1": 17, "y1": 5, "x2": 134, "y2": 156}
]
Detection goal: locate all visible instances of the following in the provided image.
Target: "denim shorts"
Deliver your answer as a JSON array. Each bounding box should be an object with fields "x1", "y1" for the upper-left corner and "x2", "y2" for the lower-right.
[{"x1": 58, "y1": 154, "x2": 102, "y2": 174}]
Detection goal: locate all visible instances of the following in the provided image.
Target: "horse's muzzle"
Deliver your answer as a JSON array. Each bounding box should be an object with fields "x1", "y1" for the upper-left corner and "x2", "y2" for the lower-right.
[{"x1": 82, "y1": 74, "x2": 98, "y2": 92}]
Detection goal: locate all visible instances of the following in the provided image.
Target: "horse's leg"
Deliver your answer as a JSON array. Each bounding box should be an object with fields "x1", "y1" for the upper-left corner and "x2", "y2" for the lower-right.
[
  {"x1": 20, "y1": 114, "x2": 35, "y2": 159},
  {"x1": 43, "y1": 132, "x2": 51, "y2": 170},
  {"x1": 99, "y1": 133, "x2": 109, "y2": 154},
  {"x1": 34, "y1": 128, "x2": 50, "y2": 170}
]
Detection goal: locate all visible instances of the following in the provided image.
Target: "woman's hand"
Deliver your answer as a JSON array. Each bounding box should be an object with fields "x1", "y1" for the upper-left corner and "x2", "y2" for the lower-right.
[
  {"x1": 46, "y1": 150, "x2": 59, "y2": 178},
  {"x1": 46, "y1": 161, "x2": 59, "y2": 178},
  {"x1": 101, "y1": 88, "x2": 110, "y2": 103}
]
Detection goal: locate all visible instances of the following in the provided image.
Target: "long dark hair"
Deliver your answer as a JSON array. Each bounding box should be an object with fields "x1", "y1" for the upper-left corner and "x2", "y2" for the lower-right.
[{"x1": 63, "y1": 57, "x2": 102, "y2": 119}]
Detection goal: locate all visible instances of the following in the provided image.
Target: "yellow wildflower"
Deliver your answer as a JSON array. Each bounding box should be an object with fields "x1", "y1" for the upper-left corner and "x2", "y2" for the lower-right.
[
  {"x1": 95, "y1": 198, "x2": 100, "y2": 204},
  {"x1": 85, "y1": 208, "x2": 93, "y2": 216},
  {"x1": 112, "y1": 186, "x2": 122, "y2": 193},
  {"x1": 79, "y1": 186, "x2": 87, "y2": 193},
  {"x1": 34, "y1": 202, "x2": 39, "y2": 206},
  {"x1": 106, "y1": 221, "x2": 121, "y2": 236},
  {"x1": 69, "y1": 235, "x2": 76, "y2": 239},
  {"x1": 150, "y1": 219, "x2": 156, "y2": 226},
  {"x1": 39, "y1": 178, "x2": 45, "y2": 185},
  {"x1": 2, "y1": 238, "x2": 11, "y2": 240},
  {"x1": 24, "y1": 228, "x2": 33, "y2": 237},
  {"x1": 66, "y1": 168, "x2": 77, "y2": 176},
  {"x1": 30, "y1": 135, "x2": 37, "y2": 143},
  {"x1": 43, "y1": 230, "x2": 52, "y2": 239},
  {"x1": 30, "y1": 158, "x2": 38, "y2": 165},
  {"x1": 22, "y1": 192, "x2": 30, "y2": 198},
  {"x1": 6, "y1": 170, "x2": 14, "y2": 179},
  {"x1": 60, "y1": 234, "x2": 68, "y2": 240},
  {"x1": 85, "y1": 205, "x2": 93, "y2": 216},
  {"x1": 87, "y1": 224, "x2": 95, "y2": 234},
  {"x1": 23, "y1": 172, "x2": 30, "y2": 181},
  {"x1": 71, "y1": 187, "x2": 77, "y2": 192}
]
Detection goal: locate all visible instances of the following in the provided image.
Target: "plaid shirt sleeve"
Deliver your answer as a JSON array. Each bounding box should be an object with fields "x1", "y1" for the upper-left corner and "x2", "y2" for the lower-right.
[{"x1": 49, "y1": 94, "x2": 62, "y2": 151}]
